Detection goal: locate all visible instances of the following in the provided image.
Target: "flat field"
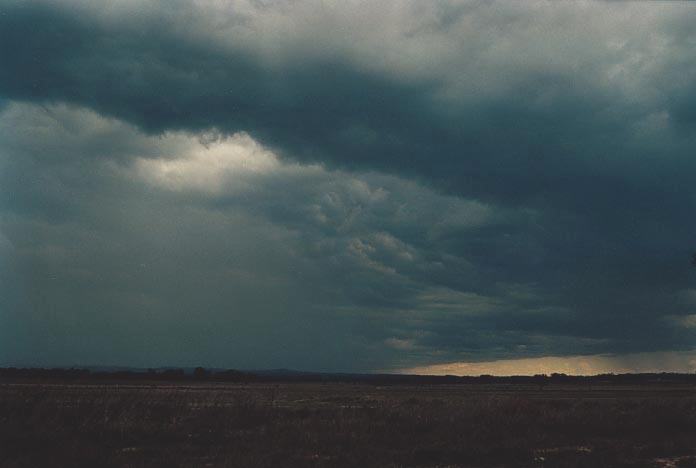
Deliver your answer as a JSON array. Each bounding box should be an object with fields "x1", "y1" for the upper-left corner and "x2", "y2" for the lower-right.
[{"x1": 2, "y1": 381, "x2": 696, "y2": 467}]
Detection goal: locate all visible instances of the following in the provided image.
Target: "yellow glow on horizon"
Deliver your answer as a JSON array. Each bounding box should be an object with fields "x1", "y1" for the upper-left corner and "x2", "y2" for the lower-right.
[{"x1": 402, "y1": 351, "x2": 696, "y2": 376}]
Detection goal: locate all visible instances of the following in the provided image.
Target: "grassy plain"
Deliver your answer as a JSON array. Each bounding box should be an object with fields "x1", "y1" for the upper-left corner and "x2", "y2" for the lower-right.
[{"x1": 2, "y1": 381, "x2": 696, "y2": 467}]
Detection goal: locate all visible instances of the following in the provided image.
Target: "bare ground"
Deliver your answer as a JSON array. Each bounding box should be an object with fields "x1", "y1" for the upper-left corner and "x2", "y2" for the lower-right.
[{"x1": 2, "y1": 382, "x2": 696, "y2": 467}]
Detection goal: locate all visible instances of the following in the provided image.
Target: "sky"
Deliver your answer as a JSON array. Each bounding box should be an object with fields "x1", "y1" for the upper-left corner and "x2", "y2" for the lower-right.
[{"x1": 2, "y1": 0, "x2": 696, "y2": 374}]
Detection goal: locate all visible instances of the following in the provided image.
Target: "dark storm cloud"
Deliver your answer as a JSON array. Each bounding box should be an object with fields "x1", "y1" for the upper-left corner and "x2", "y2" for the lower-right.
[
  {"x1": 0, "y1": 103, "x2": 531, "y2": 370},
  {"x1": 3, "y1": 1, "x2": 694, "y2": 205},
  {"x1": 2, "y1": 0, "x2": 696, "y2": 371}
]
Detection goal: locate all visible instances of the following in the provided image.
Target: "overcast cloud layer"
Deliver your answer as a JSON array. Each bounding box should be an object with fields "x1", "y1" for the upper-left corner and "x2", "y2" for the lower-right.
[{"x1": 2, "y1": 0, "x2": 696, "y2": 373}]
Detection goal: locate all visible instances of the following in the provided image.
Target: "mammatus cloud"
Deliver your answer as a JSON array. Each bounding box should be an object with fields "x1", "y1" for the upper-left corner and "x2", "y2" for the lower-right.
[
  {"x1": 2, "y1": 1, "x2": 696, "y2": 371},
  {"x1": 0, "y1": 102, "x2": 546, "y2": 370}
]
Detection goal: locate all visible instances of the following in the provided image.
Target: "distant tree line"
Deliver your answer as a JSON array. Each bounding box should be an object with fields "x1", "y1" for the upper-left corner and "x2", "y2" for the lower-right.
[
  {"x1": 3, "y1": 367, "x2": 696, "y2": 385},
  {"x1": 0, "y1": 367, "x2": 258, "y2": 383}
]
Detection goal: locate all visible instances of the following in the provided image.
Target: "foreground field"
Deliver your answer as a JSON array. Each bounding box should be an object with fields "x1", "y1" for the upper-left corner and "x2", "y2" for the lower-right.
[{"x1": 2, "y1": 382, "x2": 696, "y2": 467}]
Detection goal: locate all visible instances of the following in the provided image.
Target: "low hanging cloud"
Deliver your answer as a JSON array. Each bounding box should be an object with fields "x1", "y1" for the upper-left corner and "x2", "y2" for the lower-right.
[
  {"x1": 0, "y1": 102, "x2": 552, "y2": 370},
  {"x1": 2, "y1": 1, "x2": 696, "y2": 372}
]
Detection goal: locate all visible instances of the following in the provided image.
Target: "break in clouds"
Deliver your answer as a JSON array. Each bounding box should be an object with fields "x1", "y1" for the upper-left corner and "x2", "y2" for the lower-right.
[{"x1": 2, "y1": 0, "x2": 696, "y2": 373}]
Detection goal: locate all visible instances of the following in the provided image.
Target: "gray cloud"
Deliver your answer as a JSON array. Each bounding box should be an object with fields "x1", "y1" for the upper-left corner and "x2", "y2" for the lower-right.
[{"x1": 2, "y1": 1, "x2": 696, "y2": 371}]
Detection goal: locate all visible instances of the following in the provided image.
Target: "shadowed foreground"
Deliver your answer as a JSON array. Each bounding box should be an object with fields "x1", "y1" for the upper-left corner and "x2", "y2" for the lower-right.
[{"x1": 2, "y1": 382, "x2": 696, "y2": 467}]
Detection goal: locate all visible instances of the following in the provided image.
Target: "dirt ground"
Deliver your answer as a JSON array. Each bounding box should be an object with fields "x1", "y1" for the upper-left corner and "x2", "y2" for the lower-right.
[{"x1": 2, "y1": 381, "x2": 696, "y2": 467}]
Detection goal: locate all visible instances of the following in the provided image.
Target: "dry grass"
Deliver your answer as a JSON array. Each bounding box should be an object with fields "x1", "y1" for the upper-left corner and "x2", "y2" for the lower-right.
[{"x1": 2, "y1": 382, "x2": 696, "y2": 467}]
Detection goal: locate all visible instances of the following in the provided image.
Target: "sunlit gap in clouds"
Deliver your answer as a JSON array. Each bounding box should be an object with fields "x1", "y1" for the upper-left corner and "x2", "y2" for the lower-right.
[
  {"x1": 134, "y1": 132, "x2": 283, "y2": 195},
  {"x1": 401, "y1": 350, "x2": 696, "y2": 376}
]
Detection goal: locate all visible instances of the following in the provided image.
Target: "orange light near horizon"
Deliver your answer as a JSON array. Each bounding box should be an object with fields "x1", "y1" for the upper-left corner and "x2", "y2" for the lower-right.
[{"x1": 401, "y1": 350, "x2": 696, "y2": 376}]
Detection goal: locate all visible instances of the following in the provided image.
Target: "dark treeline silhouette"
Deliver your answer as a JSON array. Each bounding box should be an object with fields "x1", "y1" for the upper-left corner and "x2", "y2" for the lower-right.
[
  {"x1": 3, "y1": 367, "x2": 696, "y2": 385},
  {"x1": 0, "y1": 367, "x2": 257, "y2": 383}
]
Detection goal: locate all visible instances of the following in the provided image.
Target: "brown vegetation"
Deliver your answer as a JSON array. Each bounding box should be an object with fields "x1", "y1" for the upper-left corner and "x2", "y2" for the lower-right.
[{"x1": 2, "y1": 382, "x2": 696, "y2": 467}]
